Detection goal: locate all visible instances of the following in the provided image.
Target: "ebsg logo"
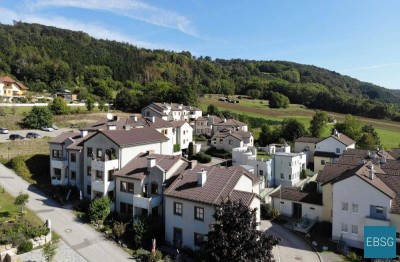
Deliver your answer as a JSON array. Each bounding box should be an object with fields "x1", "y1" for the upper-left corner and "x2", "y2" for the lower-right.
[{"x1": 364, "y1": 226, "x2": 396, "y2": 258}]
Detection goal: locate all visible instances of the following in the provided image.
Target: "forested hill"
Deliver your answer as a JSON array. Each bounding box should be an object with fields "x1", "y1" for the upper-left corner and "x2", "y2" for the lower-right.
[{"x1": 0, "y1": 22, "x2": 399, "y2": 120}]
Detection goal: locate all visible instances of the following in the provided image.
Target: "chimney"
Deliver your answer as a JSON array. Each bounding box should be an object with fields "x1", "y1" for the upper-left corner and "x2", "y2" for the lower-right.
[
  {"x1": 224, "y1": 118, "x2": 227, "y2": 123},
  {"x1": 147, "y1": 157, "x2": 156, "y2": 170},
  {"x1": 380, "y1": 156, "x2": 387, "y2": 164},
  {"x1": 368, "y1": 164, "x2": 375, "y2": 180},
  {"x1": 80, "y1": 130, "x2": 88, "y2": 138},
  {"x1": 188, "y1": 160, "x2": 198, "y2": 170},
  {"x1": 150, "y1": 116, "x2": 155, "y2": 123},
  {"x1": 146, "y1": 150, "x2": 155, "y2": 156},
  {"x1": 197, "y1": 168, "x2": 207, "y2": 186},
  {"x1": 130, "y1": 115, "x2": 138, "y2": 121},
  {"x1": 333, "y1": 129, "x2": 338, "y2": 136},
  {"x1": 107, "y1": 124, "x2": 116, "y2": 130}
]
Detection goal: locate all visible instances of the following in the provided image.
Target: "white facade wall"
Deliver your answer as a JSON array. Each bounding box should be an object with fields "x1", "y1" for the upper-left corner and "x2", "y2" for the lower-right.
[
  {"x1": 120, "y1": 142, "x2": 172, "y2": 167},
  {"x1": 272, "y1": 198, "x2": 322, "y2": 220},
  {"x1": 174, "y1": 123, "x2": 193, "y2": 150},
  {"x1": 234, "y1": 175, "x2": 254, "y2": 193},
  {"x1": 272, "y1": 153, "x2": 306, "y2": 187},
  {"x1": 294, "y1": 141, "x2": 316, "y2": 164},
  {"x1": 316, "y1": 137, "x2": 354, "y2": 155},
  {"x1": 332, "y1": 175, "x2": 392, "y2": 249}
]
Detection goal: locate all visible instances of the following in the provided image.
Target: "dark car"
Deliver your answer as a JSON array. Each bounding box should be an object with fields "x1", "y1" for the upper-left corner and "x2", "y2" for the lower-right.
[
  {"x1": 26, "y1": 132, "x2": 42, "y2": 139},
  {"x1": 9, "y1": 134, "x2": 24, "y2": 140}
]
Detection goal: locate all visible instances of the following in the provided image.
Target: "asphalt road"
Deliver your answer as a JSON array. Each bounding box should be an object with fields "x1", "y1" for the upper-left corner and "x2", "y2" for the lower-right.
[
  {"x1": 0, "y1": 128, "x2": 76, "y2": 143},
  {"x1": 261, "y1": 220, "x2": 320, "y2": 262},
  {"x1": 0, "y1": 164, "x2": 132, "y2": 262}
]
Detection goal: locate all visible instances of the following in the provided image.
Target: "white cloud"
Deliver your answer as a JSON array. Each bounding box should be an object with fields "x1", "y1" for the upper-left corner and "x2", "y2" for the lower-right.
[{"x1": 28, "y1": 0, "x2": 198, "y2": 37}]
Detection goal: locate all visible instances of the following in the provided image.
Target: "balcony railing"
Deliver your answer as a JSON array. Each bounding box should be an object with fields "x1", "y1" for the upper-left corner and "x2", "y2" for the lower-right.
[
  {"x1": 133, "y1": 194, "x2": 162, "y2": 210},
  {"x1": 51, "y1": 159, "x2": 67, "y2": 169},
  {"x1": 92, "y1": 180, "x2": 115, "y2": 193},
  {"x1": 91, "y1": 158, "x2": 119, "y2": 172},
  {"x1": 365, "y1": 216, "x2": 390, "y2": 226}
]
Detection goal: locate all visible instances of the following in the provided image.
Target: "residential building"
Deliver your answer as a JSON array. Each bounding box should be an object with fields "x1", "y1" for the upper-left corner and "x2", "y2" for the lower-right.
[
  {"x1": 113, "y1": 152, "x2": 190, "y2": 217},
  {"x1": 0, "y1": 76, "x2": 28, "y2": 101},
  {"x1": 164, "y1": 165, "x2": 261, "y2": 250},
  {"x1": 294, "y1": 136, "x2": 323, "y2": 164},
  {"x1": 193, "y1": 115, "x2": 248, "y2": 137},
  {"x1": 211, "y1": 129, "x2": 253, "y2": 152},
  {"x1": 314, "y1": 130, "x2": 355, "y2": 173},
  {"x1": 141, "y1": 102, "x2": 202, "y2": 122},
  {"x1": 170, "y1": 120, "x2": 193, "y2": 151},
  {"x1": 55, "y1": 90, "x2": 78, "y2": 101}
]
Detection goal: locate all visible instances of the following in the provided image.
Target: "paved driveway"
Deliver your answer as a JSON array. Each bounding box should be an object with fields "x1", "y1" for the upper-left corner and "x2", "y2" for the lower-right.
[
  {"x1": 0, "y1": 128, "x2": 76, "y2": 143},
  {"x1": 261, "y1": 220, "x2": 320, "y2": 262},
  {"x1": 0, "y1": 164, "x2": 131, "y2": 262}
]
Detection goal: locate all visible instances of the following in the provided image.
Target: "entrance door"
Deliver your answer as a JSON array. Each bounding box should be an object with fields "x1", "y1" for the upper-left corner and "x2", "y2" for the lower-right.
[
  {"x1": 173, "y1": 227, "x2": 182, "y2": 248},
  {"x1": 293, "y1": 203, "x2": 302, "y2": 218}
]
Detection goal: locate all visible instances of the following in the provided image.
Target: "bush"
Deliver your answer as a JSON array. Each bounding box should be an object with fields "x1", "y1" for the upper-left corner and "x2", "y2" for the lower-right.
[
  {"x1": 88, "y1": 196, "x2": 111, "y2": 225},
  {"x1": 260, "y1": 204, "x2": 279, "y2": 220},
  {"x1": 18, "y1": 240, "x2": 33, "y2": 254},
  {"x1": 9, "y1": 157, "x2": 31, "y2": 181},
  {"x1": 173, "y1": 144, "x2": 181, "y2": 152},
  {"x1": 300, "y1": 169, "x2": 307, "y2": 179},
  {"x1": 269, "y1": 92, "x2": 289, "y2": 108},
  {"x1": 205, "y1": 148, "x2": 231, "y2": 158},
  {"x1": 194, "y1": 152, "x2": 211, "y2": 163}
]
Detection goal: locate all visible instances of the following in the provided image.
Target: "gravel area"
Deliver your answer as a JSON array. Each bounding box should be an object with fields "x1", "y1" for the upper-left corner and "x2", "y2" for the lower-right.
[
  {"x1": 0, "y1": 128, "x2": 77, "y2": 143},
  {"x1": 17, "y1": 240, "x2": 86, "y2": 262}
]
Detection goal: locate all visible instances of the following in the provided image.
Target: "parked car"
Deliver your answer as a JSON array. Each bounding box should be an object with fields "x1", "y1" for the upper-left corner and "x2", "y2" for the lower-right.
[
  {"x1": 9, "y1": 134, "x2": 24, "y2": 140},
  {"x1": 0, "y1": 128, "x2": 9, "y2": 134},
  {"x1": 41, "y1": 126, "x2": 55, "y2": 132},
  {"x1": 26, "y1": 132, "x2": 42, "y2": 139}
]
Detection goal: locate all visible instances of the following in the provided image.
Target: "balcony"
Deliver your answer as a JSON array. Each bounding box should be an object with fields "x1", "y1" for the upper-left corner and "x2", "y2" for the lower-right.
[
  {"x1": 91, "y1": 158, "x2": 119, "y2": 172},
  {"x1": 92, "y1": 179, "x2": 115, "y2": 193},
  {"x1": 133, "y1": 195, "x2": 162, "y2": 210},
  {"x1": 51, "y1": 158, "x2": 67, "y2": 169},
  {"x1": 51, "y1": 177, "x2": 68, "y2": 186},
  {"x1": 365, "y1": 216, "x2": 390, "y2": 226}
]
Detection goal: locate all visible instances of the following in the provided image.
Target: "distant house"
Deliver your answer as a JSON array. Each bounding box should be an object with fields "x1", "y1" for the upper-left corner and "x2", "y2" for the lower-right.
[
  {"x1": 170, "y1": 120, "x2": 193, "y2": 151},
  {"x1": 294, "y1": 136, "x2": 323, "y2": 164},
  {"x1": 56, "y1": 90, "x2": 78, "y2": 101},
  {"x1": 164, "y1": 165, "x2": 261, "y2": 250},
  {"x1": 0, "y1": 76, "x2": 28, "y2": 101},
  {"x1": 141, "y1": 102, "x2": 202, "y2": 123},
  {"x1": 211, "y1": 129, "x2": 253, "y2": 152}
]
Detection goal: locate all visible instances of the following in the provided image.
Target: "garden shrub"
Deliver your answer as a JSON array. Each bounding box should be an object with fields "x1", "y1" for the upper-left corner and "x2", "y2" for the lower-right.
[{"x1": 18, "y1": 240, "x2": 33, "y2": 254}]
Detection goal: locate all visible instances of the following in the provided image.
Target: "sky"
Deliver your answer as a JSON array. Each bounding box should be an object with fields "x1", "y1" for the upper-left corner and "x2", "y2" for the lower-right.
[{"x1": 1, "y1": 0, "x2": 400, "y2": 90}]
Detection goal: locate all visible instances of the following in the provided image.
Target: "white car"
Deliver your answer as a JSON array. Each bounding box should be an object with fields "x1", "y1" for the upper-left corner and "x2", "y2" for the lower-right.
[
  {"x1": 41, "y1": 126, "x2": 55, "y2": 132},
  {"x1": 0, "y1": 128, "x2": 9, "y2": 134}
]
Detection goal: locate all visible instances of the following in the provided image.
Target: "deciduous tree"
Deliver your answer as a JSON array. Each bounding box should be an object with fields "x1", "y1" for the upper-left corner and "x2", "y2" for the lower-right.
[
  {"x1": 309, "y1": 110, "x2": 328, "y2": 137},
  {"x1": 23, "y1": 106, "x2": 53, "y2": 129},
  {"x1": 88, "y1": 196, "x2": 111, "y2": 225},
  {"x1": 49, "y1": 97, "x2": 69, "y2": 115}
]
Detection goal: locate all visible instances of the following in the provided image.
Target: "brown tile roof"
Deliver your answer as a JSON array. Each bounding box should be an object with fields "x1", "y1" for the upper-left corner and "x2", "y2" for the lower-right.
[
  {"x1": 270, "y1": 188, "x2": 322, "y2": 205},
  {"x1": 164, "y1": 165, "x2": 259, "y2": 205},
  {"x1": 389, "y1": 148, "x2": 400, "y2": 160},
  {"x1": 316, "y1": 163, "x2": 356, "y2": 184},
  {"x1": 169, "y1": 120, "x2": 188, "y2": 128},
  {"x1": 49, "y1": 131, "x2": 80, "y2": 144},
  {"x1": 214, "y1": 118, "x2": 247, "y2": 127},
  {"x1": 327, "y1": 133, "x2": 355, "y2": 146},
  {"x1": 229, "y1": 190, "x2": 258, "y2": 206},
  {"x1": 294, "y1": 136, "x2": 323, "y2": 143},
  {"x1": 98, "y1": 128, "x2": 168, "y2": 147},
  {"x1": 152, "y1": 102, "x2": 201, "y2": 112},
  {"x1": 212, "y1": 129, "x2": 252, "y2": 141},
  {"x1": 66, "y1": 133, "x2": 96, "y2": 151},
  {"x1": 82, "y1": 116, "x2": 172, "y2": 131},
  {"x1": 114, "y1": 153, "x2": 187, "y2": 180},
  {"x1": 0, "y1": 76, "x2": 28, "y2": 90}
]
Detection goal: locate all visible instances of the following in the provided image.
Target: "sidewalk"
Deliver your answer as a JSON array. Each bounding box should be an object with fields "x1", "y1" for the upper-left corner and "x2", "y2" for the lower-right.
[{"x1": 0, "y1": 164, "x2": 132, "y2": 262}]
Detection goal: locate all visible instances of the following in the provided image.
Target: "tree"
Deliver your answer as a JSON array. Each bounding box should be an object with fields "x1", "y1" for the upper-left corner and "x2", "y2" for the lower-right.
[
  {"x1": 14, "y1": 192, "x2": 29, "y2": 214},
  {"x1": 88, "y1": 196, "x2": 111, "y2": 225},
  {"x1": 49, "y1": 97, "x2": 69, "y2": 115},
  {"x1": 279, "y1": 118, "x2": 308, "y2": 141},
  {"x1": 203, "y1": 199, "x2": 279, "y2": 262},
  {"x1": 258, "y1": 125, "x2": 279, "y2": 146},
  {"x1": 42, "y1": 239, "x2": 59, "y2": 262},
  {"x1": 269, "y1": 92, "x2": 289, "y2": 108},
  {"x1": 309, "y1": 110, "x2": 328, "y2": 137},
  {"x1": 86, "y1": 97, "x2": 95, "y2": 112},
  {"x1": 114, "y1": 89, "x2": 140, "y2": 112},
  {"x1": 23, "y1": 106, "x2": 53, "y2": 129},
  {"x1": 247, "y1": 89, "x2": 261, "y2": 99},
  {"x1": 333, "y1": 115, "x2": 363, "y2": 142}
]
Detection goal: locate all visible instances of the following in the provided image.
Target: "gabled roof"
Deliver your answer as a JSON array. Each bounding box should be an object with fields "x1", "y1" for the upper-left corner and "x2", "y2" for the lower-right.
[
  {"x1": 66, "y1": 133, "x2": 96, "y2": 151},
  {"x1": 389, "y1": 148, "x2": 400, "y2": 160},
  {"x1": 49, "y1": 131, "x2": 80, "y2": 144},
  {"x1": 316, "y1": 163, "x2": 356, "y2": 184},
  {"x1": 164, "y1": 165, "x2": 259, "y2": 206},
  {"x1": 270, "y1": 188, "x2": 322, "y2": 206},
  {"x1": 114, "y1": 153, "x2": 188, "y2": 180},
  {"x1": 213, "y1": 118, "x2": 247, "y2": 127},
  {"x1": 294, "y1": 136, "x2": 324, "y2": 143},
  {"x1": 0, "y1": 76, "x2": 28, "y2": 90},
  {"x1": 98, "y1": 128, "x2": 168, "y2": 148},
  {"x1": 318, "y1": 133, "x2": 355, "y2": 146},
  {"x1": 169, "y1": 120, "x2": 189, "y2": 128},
  {"x1": 82, "y1": 116, "x2": 173, "y2": 131},
  {"x1": 212, "y1": 129, "x2": 252, "y2": 141}
]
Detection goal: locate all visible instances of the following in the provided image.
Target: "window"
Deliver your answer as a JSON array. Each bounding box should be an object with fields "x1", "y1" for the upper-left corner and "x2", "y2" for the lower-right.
[
  {"x1": 70, "y1": 153, "x2": 76, "y2": 162},
  {"x1": 228, "y1": 140, "x2": 232, "y2": 145},
  {"x1": 96, "y1": 148, "x2": 103, "y2": 158},
  {"x1": 194, "y1": 207, "x2": 204, "y2": 221},
  {"x1": 310, "y1": 207, "x2": 315, "y2": 210},
  {"x1": 70, "y1": 171, "x2": 76, "y2": 180},
  {"x1": 336, "y1": 148, "x2": 340, "y2": 154},
  {"x1": 289, "y1": 175, "x2": 292, "y2": 180},
  {"x1": 352, "y1": 204, "x2": 359, "y2": 213},
  {"x1": 163, "y1": 129, "x2": 168, "y2": 135},
  {"x1": 280, "y1": 173, "x2": 284, "y2": 179},
  {"x1": 87, "y1": 147, "x2": 93, "y2": 157},
  {"x1": 120, "y1": 202, "x2": 133, "y2": 215},
  {"x1": 376, "y1": 206, "x2": 383, "y2": 214},
  {"x1": 87, "y1": 185, "x2": 91, "y2": 195},
  {"x1": 120, "y1": 181, "x2": 134, "y2": 193},
  {"x1": 173, "y1": 228, "x2": 182, "y2": 248},
  {"x1": 151, "y1": 182, "x2": 158, "y2": 195},
  {"x1": 321, "y1": 160, "x2": 325, "y2": 165},
  {"x1": 219, "y1": 139, "x2": 223, "y2": 144},
  {"x1": 342, "y1": 202, "x2": 349, "y2": 212},
  {"x1": 259, "y1": 170, "x2": 263, "y2": 176},
  {"x1": 87, "y1": 166, "x2": 91, "y2": 177},
  {"x1": 351, "y1": 225, "x2": 358, "y2": 235},
  {"x1": 280, "y1": 201, "x2": 284, "y2": 204},
  {"x1": 53, "y1": 168, "x2": 61, "y2": 179},
  {"x1": 194, "y1": 233, "x2": 205, "y2": 246},
  {"x1": 96, "y1": 170, "x2": 103, "y2": 180},
  {"x1": 108, "y1": 170, "x2": 115, "y2": 182},
  {"x1": 174, "y1": 202, "x2": 183, "y2": 216},
  {"x1": 341, "y1": 223, "x2": 348, "y2": 233},
  {"x1": 52, "y1": 150, "x2": 62, "y2": 158}
]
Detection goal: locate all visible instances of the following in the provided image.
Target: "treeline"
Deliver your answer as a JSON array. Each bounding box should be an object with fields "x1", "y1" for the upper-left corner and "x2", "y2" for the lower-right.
[{"x1": 0, "y1": 22, "x2": 399, "y2": 120}]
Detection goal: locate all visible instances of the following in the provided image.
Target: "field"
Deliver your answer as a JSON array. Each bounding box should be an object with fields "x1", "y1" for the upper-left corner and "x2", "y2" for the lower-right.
[
  {"x1": 200, "y1": 95, "x2": 400, "y2": 149},
  {"x1": 0, "y1": 138, "x2": 51, "y2": 161}
]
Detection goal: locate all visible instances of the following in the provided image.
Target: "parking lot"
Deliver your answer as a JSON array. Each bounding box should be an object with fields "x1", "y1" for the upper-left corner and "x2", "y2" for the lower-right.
[{"x1": 0, "y1": 128, "x2": 76, "y2": 143}]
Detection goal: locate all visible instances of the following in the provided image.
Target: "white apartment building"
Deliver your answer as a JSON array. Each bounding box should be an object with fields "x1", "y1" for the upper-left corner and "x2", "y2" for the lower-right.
[
  {"x1": 164, "y1": 165, "x2": 261, "y2": 250},
  {"x1": 170, "y1": 120, "x2": 193, "y2": 151},
  {"x1": 141, "y1": 102, "x2": 202, "y2": 122},
  {"x1": 211, "y1": 129, "x2": 253, "y2": 152}
]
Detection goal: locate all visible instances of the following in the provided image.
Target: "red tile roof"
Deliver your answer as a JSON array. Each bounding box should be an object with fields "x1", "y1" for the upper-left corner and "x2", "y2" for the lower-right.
[
  {"x1": 49, "y1": 131, "x2": 81, "y2": 144},
  {"x1": 0, "y1": 76, "x2": 28, "y2": 90},
  {"x1": 270, "y1": 188, "x2": 322, "y2": 205},
  {"x1": 98, "y1": 128, "x2": 168, "y2": 147},
  {"x1": 82, "y1": 116, "x2": 172, "y2": 131},
  {"x1": 294, "y1": 136, "x2": 323, "y2": 143}
]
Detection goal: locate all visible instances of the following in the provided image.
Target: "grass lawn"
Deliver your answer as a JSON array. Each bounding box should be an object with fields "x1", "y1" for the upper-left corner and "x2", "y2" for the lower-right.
[
  {"x1": 0, "y1": 138, "x2": 51, "y2": 161},
  {"x1": 0, "y1": 187, "x2": 44, "y2": 226},
  {"x1": 200, "y1": 95, "x2": 400, "y2": 149}
]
